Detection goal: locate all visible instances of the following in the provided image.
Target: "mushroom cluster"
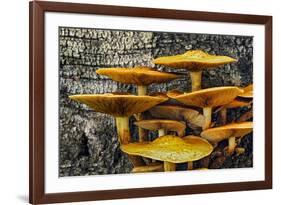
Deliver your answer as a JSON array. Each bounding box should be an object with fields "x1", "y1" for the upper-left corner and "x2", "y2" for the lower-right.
[{"x1": 69, "y1": 50, "x2": 253, "y2": 173}]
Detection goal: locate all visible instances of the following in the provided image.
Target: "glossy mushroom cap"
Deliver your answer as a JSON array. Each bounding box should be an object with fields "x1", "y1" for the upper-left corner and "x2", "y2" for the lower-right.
[
  {"x1": 153, "y1": 50, "x2": 237, "y2": 71},
  {"x1": 134, "y1": 119, "x2": 186, "y2": 136},
  {"x1": 182, "y1": 135, "x2": 213, "y2": 150},
  {"x1": 148, "y1": 105, "x2": 204, "y2": 128},
  {"x1": 69, "y1": 93, "x2": 168, "y2": 117},
  {"x1": 96, "y1": 67, "x2": 180, "y2": 85},
  {"x1": 121, "y1": 135, "x2": 213, "y2": 163},
  {"x1": 167, "y1": 86, "x2": 244, "y2": 108},
  {"x1": 201, "y1": 122, "x2": 253, "y2": 143},
  {"x1": 238, "y1": 84, "x2": 253, "y2": 98}
]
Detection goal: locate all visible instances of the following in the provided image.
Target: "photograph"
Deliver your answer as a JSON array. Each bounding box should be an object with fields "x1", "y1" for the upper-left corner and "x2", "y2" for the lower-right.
[
  {"x1": 28, "y1": 1, "x2": 273, "y2": 203},
  {"x1": 59, "y1": 27, "x2": 253, "y2": 176}
]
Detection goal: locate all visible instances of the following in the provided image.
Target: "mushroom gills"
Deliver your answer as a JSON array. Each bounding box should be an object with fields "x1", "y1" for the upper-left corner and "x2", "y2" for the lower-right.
[
  {"x1": 190, "y1": 71, "x2": 202, "y2": 91},
  {"x1": 202, "y1": 107, "x2": 212, "y2": 130}
]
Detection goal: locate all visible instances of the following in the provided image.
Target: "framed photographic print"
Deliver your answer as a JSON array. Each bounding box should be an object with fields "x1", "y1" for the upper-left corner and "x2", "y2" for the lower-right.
[{"x1": 29, "y1": 1, "x2": 272, "y2": 204}]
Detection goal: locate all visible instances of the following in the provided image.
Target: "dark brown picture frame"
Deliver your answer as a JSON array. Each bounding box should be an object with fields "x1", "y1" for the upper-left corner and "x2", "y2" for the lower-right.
[{"x1": 29, "y1": 1, "x2": 272, "y2": 204}]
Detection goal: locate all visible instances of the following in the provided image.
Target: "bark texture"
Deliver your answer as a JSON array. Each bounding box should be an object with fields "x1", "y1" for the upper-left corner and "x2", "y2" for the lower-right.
[{"x1": 59, "y1": 27, "x2": 253, "y2": 176}]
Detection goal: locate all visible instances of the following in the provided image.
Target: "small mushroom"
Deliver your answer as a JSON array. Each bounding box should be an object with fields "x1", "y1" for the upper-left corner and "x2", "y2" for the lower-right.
[
  {"x1": 134, "y1": 119, "x2": 186, "y2": 137},
  {"x1": 132, "y1": 162, "x2": 164, "y2": 173},
  {"x1": 148, "y1": 105, "x2": 205, "y2": 130},
  {"x1": 216, "y1": 97, "x2": 253, "y2": 125},
  {"x1": 96, "y1": 67, "x2": 181, "y2": 95},
  {"x1": 201, "y1": 122, "x2": 253, "y2": 155},
  {"x1": 153, "y1": 50, "x2": 236, "y2": 91},
  {"x1": 121, "y1": 135, "x2": 213, "y2": 172},
  {"x1": 167, "y1": 87, "x2": 244, "y2": 130},
  {"x1": 217, "y1": 84, "x2": 253, "y2": 125},
  {"x1": 69, "y1": 93, "x2": 168, "y2": 144}
]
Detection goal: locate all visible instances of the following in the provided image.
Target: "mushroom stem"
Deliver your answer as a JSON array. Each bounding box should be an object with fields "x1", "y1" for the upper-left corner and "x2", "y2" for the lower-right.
[
  {"x1": 137, "y1": 118, "x2": 146, "y2": 142},
  {"x1": 137, "y1": 85, "x2": 147, "y2": 96},
  {"x1": 228, "y1": 136, "x2": 236, "y2": 155},
  {"x1": 187, "y1": 162, "x2": 193, "y2": 170},
  {"x1": 220, "y1": 108, "x2": 227, "y2": 125},
  {"x1": 115, "y1": 117, "x2": 130, "y2": 144},
  {"x1": 158, "y1": 129, "x2": 166, "y2": 137},
  {"x1": 202, "y1": 107, "x2": 212, "y2": 130},
  {"x1": 136, "y1": 85, "x2": 148, "y2": 142},
  {"x1": 164, "y1": 161, "x2": 176, "y2": 172},
  {"x1": 190, "y1": 71, "x2": 202, "y2": 91},
  {"x1": 116, "y1": 117, "x2": 144, "y2": 166}
]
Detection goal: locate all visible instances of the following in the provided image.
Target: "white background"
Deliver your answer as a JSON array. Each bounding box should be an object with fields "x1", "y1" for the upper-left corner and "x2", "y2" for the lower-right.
[{"x1": 0, "y1": 0, "x2": 279, "y2": 204}]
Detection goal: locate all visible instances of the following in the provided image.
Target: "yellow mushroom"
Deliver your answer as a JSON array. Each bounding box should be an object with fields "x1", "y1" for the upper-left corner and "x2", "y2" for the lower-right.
[
  {"x1": 217, "y1": 84, "x2": 253, "y2": 124},
  {"x1": 121, "y1": 135, "x2": 213, "y2": 172},
  {"x1": 153, "y1": 50, "x2": 237, "y2": 91},
  {"x1": 148, "y1": 105, "x2": 205, "y2": 130},
  {"x1": 69, "y1": 93, "x2": 168, "y2": 167},
  {"x1": 132, "y1": 162, "x2": 164, "y2": 173},
  {"x1": 201, "y1": 122, "x2": 253, "y2": 155},
  {"x1": 167, "y1": 87, "x2": 244, "y2": 130},
  {"x1": 96, "y1": 67, "x2": 181, "y2": 95},
  {"x1": 216, "y1": 98, "x2": 252, "y2": 125},
  {"x1": 134, "y1": 119, "x2": 186, "y2": 137},
  {"x1": 69, "y1": 93, "x2": 168, "y2": 144}
]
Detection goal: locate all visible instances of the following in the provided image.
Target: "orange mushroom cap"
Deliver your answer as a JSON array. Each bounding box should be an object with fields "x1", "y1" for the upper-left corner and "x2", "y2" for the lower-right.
[
  {"x1": 134, "y1": 119, "x2": 186, "y2": 136},
  {"x1": 121, "y1": 135, "x2": 213, "y2": 163},
  {"x1": 153, "y1": 50, "x2": 237, "y2": 71},
  {"x1": 167, "y1": 86, "x2": 244, "y2": 108},
  {"x1": 69, "y1": 93, "x2": 168, "y2": 117},
  {"x1": 201, "y1": 122, "x2": 253, "y2": 143},
  {"x1": 96, "y1": 67, "x2": 180, "y2": 85}
]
